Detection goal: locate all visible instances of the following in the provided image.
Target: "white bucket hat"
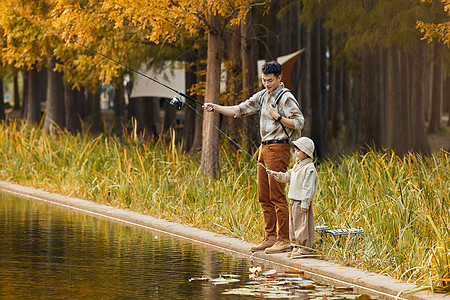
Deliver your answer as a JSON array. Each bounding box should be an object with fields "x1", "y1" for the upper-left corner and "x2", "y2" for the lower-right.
[{"x1": 292, "y1": 137, "x2": 315, "y2": 158}]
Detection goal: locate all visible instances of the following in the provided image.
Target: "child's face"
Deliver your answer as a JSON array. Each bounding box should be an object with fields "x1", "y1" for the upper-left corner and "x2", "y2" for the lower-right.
[{"x1": 294, "y1": 147, "x2": 308, "y2": 160}]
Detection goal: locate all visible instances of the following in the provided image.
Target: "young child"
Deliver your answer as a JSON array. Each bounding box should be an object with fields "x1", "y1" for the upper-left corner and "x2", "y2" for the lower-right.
[{"x1": 267, "y1": 137, "x2": 318, "y2": 258}]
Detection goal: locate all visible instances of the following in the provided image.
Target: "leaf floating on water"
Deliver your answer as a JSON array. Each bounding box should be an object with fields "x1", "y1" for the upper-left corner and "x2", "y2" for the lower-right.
[
  {"x1": 343, "y1": 294, "x2": 361, "y2": 300},
  {"x1": 248, "y1": 279, "x2": 279, "y2": 285},
  {"x1": 295, "y1": 279, "x2": 316, "y2": 286},
  {"x1": 262, "y1": 269, "x2": 277, "y2": 276},
  {"x1": 188, "y1": 275, "x2": 211, "y2": 282},
  {"x1": 272, "y1": 273, "x2": 302, "y2": 278},
  {"x1": 297, "y1": 284, "x2": 315, "y2": 290},
  {"x1": 223, "y1": 288, "x2": 263, "y2": 296},
  {"x1": 210, "y1": 276, "x2": 240, "y2": 285},
  {"x1": 221, "y1": 274, "x2": 240, "y2": 278},
  {"x1": 334, "y1": 286, "x2": 354, "y2": 292},
  {"x1": 285, "y1": 269, "x2": 305, "y2": 275}
]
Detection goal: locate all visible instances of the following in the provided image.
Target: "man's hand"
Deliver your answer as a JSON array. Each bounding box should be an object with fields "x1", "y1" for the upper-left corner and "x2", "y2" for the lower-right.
[
  {"x1": 203, "y1": 103, "x2": 216, "y2": 112},
  {"x1": 267, "y1": 105, "x2": 280, "y2": 120}
]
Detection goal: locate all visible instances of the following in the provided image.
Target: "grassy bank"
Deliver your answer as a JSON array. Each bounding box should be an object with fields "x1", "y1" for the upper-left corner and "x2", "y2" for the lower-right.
[{"x1": 0, "y1": 121, "x2": 448, "y2": 294}]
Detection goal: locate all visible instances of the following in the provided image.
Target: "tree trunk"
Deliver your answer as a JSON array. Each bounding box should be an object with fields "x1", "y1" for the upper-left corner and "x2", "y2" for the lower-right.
[
  {"x1": 301, "y1": 26, "x2": 311, "y2": 137},
  {"x1": 183, "y1": 52, "x2": 197, "y2": 153},
  {"x1": 358, "y1": 0, "x2": 382, "y2": 150},
  {"x1": 398, "y1": 50, "x2": 411, "y2": 154},
  {"x1": 188, "y1": 46, "x2": 206, "y2": 155},
  {"x1": 265, "y1": 0, "x2": 281, "y2": 60},
  {"x1": 445, "y1": 73, "x2": 450, "y2": 126},
  {"x1": 423, "y1": 46, "x2": 432, "y2": 123},
  {"x1": 387, "y1": 45, "x2": 410, "y2": 155},
  {"x1": 163, "y1": 98, "x2": 177, "y2": 135},
  {"x1": 386, "y1": 46, "x2": 397, "y2": 149},
  {"x1": 13, "y1": 74, "x2": 20, "y2": 111},
  {"x1": 359, "y1": 47, "x2": 382, "y2": 149},
  {"x1": 410, "y1": 46, "x2": 430, "y2": 153},
  {"x1": 44, "y1": 56, "x2": 65, "y2": 132},
  {"x1": 86, "y1": 88, "x2": 102, "y2": 132},
  {"x1": 0, "y1": 77, "x2": 5, "y2": 120},
  {"x1": 309, "y1": 19, "x2": 325, "y2": 159},
  {"x1": 200, "y1": 11, "x2": 221, "y2": 179},
  {"x1": 129, "y1": 97, "x2": 160, "y2": 138},
  {"x1": 22, "y1": 70, "x2": 28, "y2": 118},
  {"x1": 64, "y1": 82, "x2": 82, "y2": 132},
  {"x1": 113, "y1": 81, "x2": 125, "y2": 134},
  {"x1": 26, "y1": 68, "x2": 43, "y2": 125},
  {"x1": 224, "y1": 16, "x2": 242, "y2": 151},
  {"x1": 348, "y1": 71, "x2": 361, "y2": 147},
  {"x1": 241, "y1": 6, "x2": 258, "y2": 154},
  {"x1": 428, "y1": 46, "x2": 443, "y2": 133},
  {"x1": 379, "y1": 48, "x2": 388, "y2": 147}
]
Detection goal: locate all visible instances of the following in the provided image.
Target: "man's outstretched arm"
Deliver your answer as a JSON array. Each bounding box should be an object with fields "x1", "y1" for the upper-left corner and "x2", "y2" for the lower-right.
[{"x1": 203, "y1": 103, "x2": 236, "y2": 117}]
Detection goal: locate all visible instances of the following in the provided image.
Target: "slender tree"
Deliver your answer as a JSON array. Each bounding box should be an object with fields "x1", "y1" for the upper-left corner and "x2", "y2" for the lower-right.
[
  {"x1": 0, "y1": 75, "x2": 4, "y2": 120},
  {"x1": 200, "y1": 11, "x2": 222, "y2": 178},
  {"x1": 44, "y1": 56, "x2": 65, "y2": 131},
  {"x1": 241, "y1": 6, "x2": 258, "y2": 154}
]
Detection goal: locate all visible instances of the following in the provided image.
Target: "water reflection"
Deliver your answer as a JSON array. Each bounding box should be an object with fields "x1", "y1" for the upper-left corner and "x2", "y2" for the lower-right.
[
  {"x1": 0, "y1": 194, "x2": 369, "y2": 299},
  {"x1": 0, "y1": 195, "x2": 249, "y2": 299}
]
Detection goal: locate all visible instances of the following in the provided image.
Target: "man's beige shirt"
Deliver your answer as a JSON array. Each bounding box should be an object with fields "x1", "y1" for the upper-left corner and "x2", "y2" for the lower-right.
[{"x1": 233, "y1": 83, "x2": 304, "y2": 142}]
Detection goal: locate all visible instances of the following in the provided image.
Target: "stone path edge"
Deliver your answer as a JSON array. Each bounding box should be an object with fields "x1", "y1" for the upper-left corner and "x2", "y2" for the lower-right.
[{"x1": 0, "y1": 180, "x2": 445, "y2": 300}]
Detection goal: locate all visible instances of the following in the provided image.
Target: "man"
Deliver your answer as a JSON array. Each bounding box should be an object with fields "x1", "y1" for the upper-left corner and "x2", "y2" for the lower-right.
[{"x1": 203, "y1": 61, "x2": 305, "y2": 253}]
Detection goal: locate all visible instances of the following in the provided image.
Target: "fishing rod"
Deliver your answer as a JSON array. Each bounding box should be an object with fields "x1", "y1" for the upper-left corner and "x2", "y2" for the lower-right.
[
  {"x1": 72, "y1": 40, "x2": 199, "y2": 109},
  {"x1": 72, "y1": 40, "x2": 269, "y2": 171}
]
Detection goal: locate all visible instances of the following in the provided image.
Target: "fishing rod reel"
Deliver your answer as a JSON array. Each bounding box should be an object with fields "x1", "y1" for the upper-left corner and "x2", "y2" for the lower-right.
[{"x1": 170, "y1": 96, "x2": 185, "y2": 110}]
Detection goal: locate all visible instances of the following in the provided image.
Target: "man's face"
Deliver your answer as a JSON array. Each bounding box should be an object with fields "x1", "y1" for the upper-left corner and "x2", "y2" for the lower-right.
[{"x1": 261, "y1": 73, "x2": 281, "y2": 93}]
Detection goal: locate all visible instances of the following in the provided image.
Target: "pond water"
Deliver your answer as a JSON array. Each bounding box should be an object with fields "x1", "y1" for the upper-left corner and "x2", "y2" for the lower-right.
[{"x1": 0, "y1": 194, "x2": 369, "y2": 299}]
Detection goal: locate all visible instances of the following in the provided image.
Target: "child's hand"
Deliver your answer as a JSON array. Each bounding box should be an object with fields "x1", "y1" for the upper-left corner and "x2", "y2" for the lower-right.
[{"x1": 267, "y1": 170, "x2": 276, "y2": 177}]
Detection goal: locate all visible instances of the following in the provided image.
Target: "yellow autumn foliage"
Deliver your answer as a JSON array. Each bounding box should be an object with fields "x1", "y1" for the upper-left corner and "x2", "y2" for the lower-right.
[{"x1": 417, "y1": 0, "x2": 450, "y2": 47}]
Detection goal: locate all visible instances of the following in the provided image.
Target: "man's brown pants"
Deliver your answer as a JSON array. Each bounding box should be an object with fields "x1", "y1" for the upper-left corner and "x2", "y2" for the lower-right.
[{"x1": 257, "y1": 143, "x2": 291, "y2": 239}]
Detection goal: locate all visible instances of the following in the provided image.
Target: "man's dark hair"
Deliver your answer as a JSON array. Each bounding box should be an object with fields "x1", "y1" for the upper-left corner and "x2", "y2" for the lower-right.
[{"x1": 261, "y1": 61, "x2": 282, "y2": 77}]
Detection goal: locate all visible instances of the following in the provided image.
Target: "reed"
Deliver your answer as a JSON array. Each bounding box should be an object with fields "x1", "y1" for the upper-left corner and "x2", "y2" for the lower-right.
[{"x1": 0, "y1": 120, "x2": 448, "y2": 293}]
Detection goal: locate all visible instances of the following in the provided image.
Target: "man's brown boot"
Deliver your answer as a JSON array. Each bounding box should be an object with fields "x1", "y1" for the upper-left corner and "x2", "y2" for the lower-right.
[
  {"x1": 264, "y1": 238, "x2": 291, "y2": 254},
  {"x1": 250, "y1": 235, "x2": 277, "y2": 252}
]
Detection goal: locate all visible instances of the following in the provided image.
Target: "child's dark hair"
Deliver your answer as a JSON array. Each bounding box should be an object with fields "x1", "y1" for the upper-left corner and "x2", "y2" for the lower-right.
[{"x1": 261, "y1": 61, "x2": 282, "y2": 77}]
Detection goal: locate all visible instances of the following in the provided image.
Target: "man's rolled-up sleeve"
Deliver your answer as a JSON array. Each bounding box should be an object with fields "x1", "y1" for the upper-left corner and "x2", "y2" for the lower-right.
[
  {"x1": 285, "y1": 97, "x2": 305, "y2": 131},
  {"x1": 234, "y1": 92, "x2": 262, "y2": 118}
]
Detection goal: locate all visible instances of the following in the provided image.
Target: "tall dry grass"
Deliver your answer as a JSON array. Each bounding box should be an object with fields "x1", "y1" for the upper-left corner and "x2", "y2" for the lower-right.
[{"x1": 0, "y1": 120, "x2": 448, "y2": 293}]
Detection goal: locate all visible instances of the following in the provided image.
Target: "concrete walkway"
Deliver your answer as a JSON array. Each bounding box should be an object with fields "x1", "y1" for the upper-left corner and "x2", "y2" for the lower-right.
[{"x1": 0, "y1": 181, "x2": 445, "y2": 300}]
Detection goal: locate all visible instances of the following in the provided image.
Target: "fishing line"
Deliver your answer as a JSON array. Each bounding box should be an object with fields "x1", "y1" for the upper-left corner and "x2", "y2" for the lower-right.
[
  {"x1": 182, "y1": 100, "x2": 267, "y2": 171},
  {"x1": 72, "y1": 40, "x2": 269, "y2": 171}
]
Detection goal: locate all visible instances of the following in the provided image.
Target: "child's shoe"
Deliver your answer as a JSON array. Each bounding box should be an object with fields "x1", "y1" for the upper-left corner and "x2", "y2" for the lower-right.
[
  {"x1": 289, "y1": 251, "x2": 304, "y2": 259},
  {"x1": 286, "y1": 247, "x2": 298, "y2": 258}
]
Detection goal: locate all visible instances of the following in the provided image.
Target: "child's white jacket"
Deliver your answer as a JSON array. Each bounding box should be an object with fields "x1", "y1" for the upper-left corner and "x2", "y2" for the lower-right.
[{"x1": 270, "y1": 158, "x2": 318, "y2": 210}]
